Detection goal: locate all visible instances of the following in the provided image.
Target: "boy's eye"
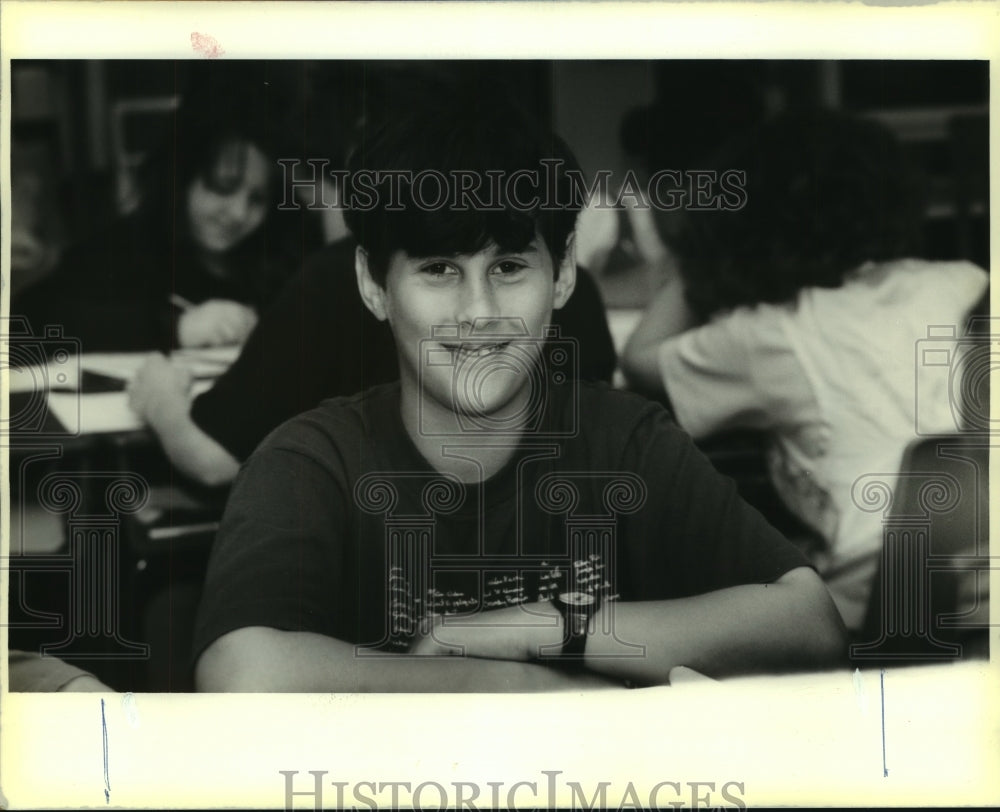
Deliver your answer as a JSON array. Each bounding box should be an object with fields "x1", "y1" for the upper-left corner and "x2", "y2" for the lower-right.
[
  {"x1": 492, "y1": 260, "x2": 527, "y2": 277},
  {"x1": 420, "y1": 262, "x2": 456, "y2": 277}
]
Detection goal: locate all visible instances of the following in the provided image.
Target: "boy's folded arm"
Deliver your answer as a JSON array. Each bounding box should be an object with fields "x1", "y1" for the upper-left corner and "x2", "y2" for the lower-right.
[
  {"x1": 416, "y1": 567, "x2": 847, "y2": 685},
  {"x1": 194, "y1": 626, "x2": 622, "y2": 693},
  {"x1": 584, "y1": 566, "x2": 848, "y2": 684}
]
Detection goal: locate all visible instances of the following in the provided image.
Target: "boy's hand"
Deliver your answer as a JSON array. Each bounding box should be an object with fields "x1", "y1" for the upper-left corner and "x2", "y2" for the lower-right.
[
  {"x1": 127, "y1": 353, "x2": 193, "y2": 426},
  {"x1": 177, "y1": 299, "x2": 258, "y2": 348},
  {"x1": 409, "y1": 601, "x2": 564, "y2": 662}
]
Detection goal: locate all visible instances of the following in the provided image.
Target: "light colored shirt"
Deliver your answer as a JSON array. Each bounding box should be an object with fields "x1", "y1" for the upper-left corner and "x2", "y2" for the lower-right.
[{"x1": 658, "y1": 258, "x2": 989, "y2": 629}]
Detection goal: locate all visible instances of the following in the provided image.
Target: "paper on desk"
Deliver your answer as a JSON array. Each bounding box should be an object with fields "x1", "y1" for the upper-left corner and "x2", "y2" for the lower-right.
[
  {"x1": 7, "y1": 357, "x2": 141, "y2": 393},
  {"x1": 9, "y1": 349, "x2": 238, "y2": 396},
  {"x1": 80, "y1": 352, "x2": 154, "y2": 381},
  {"x1": 46, "y1": 391, "x2": 139, "y2": 434},
  {"x1": 6, "y1": 364, "x2": 67, "y2": 393},
  {"x1": 82, "y1": 348, "x2": 239, "y2": 381},
  {"x1": 46, "y1": 380, "x2": 213, "y2": 434}
]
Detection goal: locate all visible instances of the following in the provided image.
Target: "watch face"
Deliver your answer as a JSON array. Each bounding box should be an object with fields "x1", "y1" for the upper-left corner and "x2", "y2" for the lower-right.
[{"x1": 560, "y1": 591, "x2": 596, "y2": 639}]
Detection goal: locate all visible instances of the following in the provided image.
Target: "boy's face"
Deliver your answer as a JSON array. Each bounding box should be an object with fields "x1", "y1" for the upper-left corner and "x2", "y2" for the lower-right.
[{"x1": 357, "y1": 235, "x2": 576, "y2": 430}]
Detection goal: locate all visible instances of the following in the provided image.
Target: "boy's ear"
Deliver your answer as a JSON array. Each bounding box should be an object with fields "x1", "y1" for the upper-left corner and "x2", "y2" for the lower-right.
[
  {"x1": 552, "y1": 233, "x2": 578, "y2": 311},
  {"x1": 355, "y1": 246, "x2": 388, "y2": 322}
]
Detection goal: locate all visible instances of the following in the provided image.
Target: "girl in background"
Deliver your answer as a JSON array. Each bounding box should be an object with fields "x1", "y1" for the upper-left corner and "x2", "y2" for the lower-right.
[{"x1": 13, "y1": 63, "x2": 314, "y2": 352}]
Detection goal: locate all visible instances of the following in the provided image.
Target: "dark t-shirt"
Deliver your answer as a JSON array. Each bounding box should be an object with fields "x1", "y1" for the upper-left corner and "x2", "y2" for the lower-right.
[
  {"x1": 189, "y1": 239, "x2": 618, "y2": 461},
  {"x1": 192, "y1": 380, "x2": 808, "y2": 661}
]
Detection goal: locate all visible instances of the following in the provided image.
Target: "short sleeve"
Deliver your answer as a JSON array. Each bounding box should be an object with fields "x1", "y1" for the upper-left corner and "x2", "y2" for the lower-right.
[
  {"x1": 190, "y1": 431, "x2": 350, "y2": 661},
  {"x1": 617, "y1": 405, "x2": 811, "y2": 600},
  {"x1": 657, "y1": 307, "x2": 811, "y2": 439}
]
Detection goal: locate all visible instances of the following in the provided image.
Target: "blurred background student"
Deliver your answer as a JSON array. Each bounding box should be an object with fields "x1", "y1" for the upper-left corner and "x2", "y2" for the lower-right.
[
  {"x1": 578, "y1": 61, "x2": 772, "y2": 309},
  {"x1": 622, "y1": 110, "x2": 989, "y2": 633},
  {"x1": 12, "y1": 63, "x2": 318, "y2": 353}
]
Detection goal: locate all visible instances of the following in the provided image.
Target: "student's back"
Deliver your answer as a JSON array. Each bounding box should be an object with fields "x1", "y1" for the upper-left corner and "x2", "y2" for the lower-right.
[
  {"x1": 623, "y1": 110, "x2": 989, "y2": 630},
  {"x1": 656, "y1": 257, "x2": 987, "y2": 628}
]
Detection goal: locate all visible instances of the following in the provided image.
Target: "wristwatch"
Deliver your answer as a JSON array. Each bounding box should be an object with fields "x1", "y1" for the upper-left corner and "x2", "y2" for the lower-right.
[{"x1": 552, "y1": 590, "x2": 600, "y2": 660}]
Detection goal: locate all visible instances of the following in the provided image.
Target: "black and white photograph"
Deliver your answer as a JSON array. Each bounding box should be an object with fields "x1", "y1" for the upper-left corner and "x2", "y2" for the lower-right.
[{"x1": 1, "y1": 2, "x2": 996, "y2": 808}]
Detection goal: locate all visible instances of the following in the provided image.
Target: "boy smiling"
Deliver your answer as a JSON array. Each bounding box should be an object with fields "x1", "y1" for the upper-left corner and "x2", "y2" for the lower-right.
[
  {"x1": 192, "y1": 94, "x2": 846, "y2": 691},
  {"x1": 356, "y1": 239, "x2": 576, "y2": 479}
]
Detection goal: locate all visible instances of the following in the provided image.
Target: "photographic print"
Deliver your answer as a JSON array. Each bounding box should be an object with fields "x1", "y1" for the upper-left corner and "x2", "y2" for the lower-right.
[{"x1": 1, "y1": 2, "x2": 996, "y2": 808}]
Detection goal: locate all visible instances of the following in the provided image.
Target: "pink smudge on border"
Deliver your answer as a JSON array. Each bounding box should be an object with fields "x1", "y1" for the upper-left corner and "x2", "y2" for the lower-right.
[{"x1": 191, "y1": 32, "x2": 225, "y2": 59}]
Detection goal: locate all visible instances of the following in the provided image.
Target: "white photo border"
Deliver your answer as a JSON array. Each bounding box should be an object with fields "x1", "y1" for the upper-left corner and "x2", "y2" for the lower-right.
[{"x1": 2, "y1": 2, "x2": 997, "y2": 809}]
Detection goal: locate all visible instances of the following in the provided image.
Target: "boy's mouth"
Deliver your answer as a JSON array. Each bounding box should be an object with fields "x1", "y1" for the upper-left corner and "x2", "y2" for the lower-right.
[{"x1": 440, "y1": 341, "x2": 512, "y2": 360}]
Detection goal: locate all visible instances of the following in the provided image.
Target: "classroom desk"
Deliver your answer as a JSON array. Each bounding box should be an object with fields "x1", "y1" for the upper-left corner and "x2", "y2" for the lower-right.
[
  {"x1": 7, "y1": 349, "x2": 234, "y2": 541},
  {"x1": 9, "y1": 347, "x2": 233, "y2": 435},
  {"x1": 6, "y1": 350, "x2": 234, "y2": 691}
]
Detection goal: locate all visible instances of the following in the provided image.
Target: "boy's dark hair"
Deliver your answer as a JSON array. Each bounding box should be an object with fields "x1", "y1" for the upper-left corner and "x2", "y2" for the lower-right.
[
  {"x1": 342, "y1": 86, "x2": 583, "y2": 286},
  {"x1": 672, "y1": 109, "x2": 925, "y2": 320}
]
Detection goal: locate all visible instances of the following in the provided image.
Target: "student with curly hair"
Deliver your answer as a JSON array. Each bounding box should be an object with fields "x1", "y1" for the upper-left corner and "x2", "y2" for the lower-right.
[{"x1": 623, "y1": 110, "x2": 988, "y2": 632}]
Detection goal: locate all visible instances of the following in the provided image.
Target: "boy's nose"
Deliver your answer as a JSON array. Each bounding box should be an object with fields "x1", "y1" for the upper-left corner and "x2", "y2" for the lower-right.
[{"x1": 454, "y1": 278, "x2": 499, "y2": 332}]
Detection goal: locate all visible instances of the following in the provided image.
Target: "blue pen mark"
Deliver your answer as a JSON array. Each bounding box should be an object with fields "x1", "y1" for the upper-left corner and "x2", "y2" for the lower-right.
[
  {"x1": 880, "y1": 668, "x2": 888, "y2": 777},
  {"x1": 101, "y1": 698, "x2": 111, "y2": 803}
]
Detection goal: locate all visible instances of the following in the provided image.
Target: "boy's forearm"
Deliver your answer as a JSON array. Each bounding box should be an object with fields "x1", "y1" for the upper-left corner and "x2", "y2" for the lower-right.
[
  {"x1": 411, "y1": 567, "x2": 846, "y2": 685},
  {"x1": 585, "y1": 567, "x2": 847, "y2": 684},
  {"x1": 195, "y1": 627, "x2": 623, "y2": 693}
]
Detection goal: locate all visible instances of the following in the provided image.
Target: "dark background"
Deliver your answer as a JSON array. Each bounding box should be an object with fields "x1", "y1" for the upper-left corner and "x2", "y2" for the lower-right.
[{"x1": 10, "y1": 59, "x2": 989, "y2": 297}]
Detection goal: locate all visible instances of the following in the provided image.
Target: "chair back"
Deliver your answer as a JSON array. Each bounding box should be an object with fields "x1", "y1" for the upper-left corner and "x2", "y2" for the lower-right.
[{"x1": 852, "y1": 433, "x2": 991, "y2": 663}]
